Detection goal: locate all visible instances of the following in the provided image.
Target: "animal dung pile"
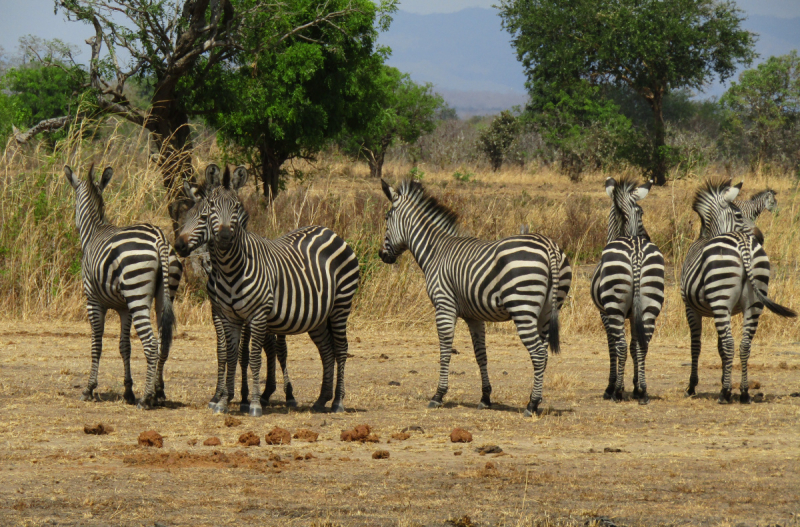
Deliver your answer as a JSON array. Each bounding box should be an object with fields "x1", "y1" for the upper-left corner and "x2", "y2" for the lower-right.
[
  {"x1": 203, "y1": 437, "x2": 221, "y2": 446},
  {"x1": 372, "y1": 450, "x2": 390, "y2": 459},
  {"x1": 83, "y1": 423, "x2": 112, "y2": 435},
  {"x1": 264, "y1": 427, "x2": 291, "y2": 445},
  {"x1": 390, "y1": 432, "x2": 410, "y2": 441},
  {"x1": 450, "y1": 428, "x2": 473, "y2": 443},
  {"x1": 238, "y1": 431, "x2": 260, "y2": 446},
  {"x1": 293, "y1": 429, "x2": 319, "y2": 442},
  {"x1": 224, "y1": 416, "x2": 242, "y2": 427},
  {"x1": 477, "y1": 444, "x2": 502, "y2": 455},
  {"x1": 340, "y1": 424, "x2": 380, "y2": 443},
  {"x1": 138, "y1": 430, "x2": 163, "y2": 448}
]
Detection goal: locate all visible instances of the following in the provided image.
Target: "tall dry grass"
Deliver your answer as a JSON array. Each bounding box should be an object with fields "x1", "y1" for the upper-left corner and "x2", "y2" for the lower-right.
[{"x1": 1, "y1": 124, "x2": 799, "y2": 346}]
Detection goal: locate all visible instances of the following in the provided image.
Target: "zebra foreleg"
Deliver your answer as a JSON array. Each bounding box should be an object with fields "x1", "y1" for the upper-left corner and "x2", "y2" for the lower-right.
[
  {"x1": 429, "y1": 310, "x2": 457, "y2": 409},
  {"x1": 238, "y1": 326, "x2": 250, "y2": 412},
  {"x1": 260, "y1": 333, "x2": 278, "y2": 408},
  {"x1": 132, "y1": 308, "x2": 159, "y2": 410},
  {"x1": 512, "y1": 313, "x2": 548, "y2": 417},
  {"x1": 685, "y1": 307, "x2": 702, "y2": 397},
  {"x1": 208, "y1": 310, "x2": 227, "y2": 410},
  {"x1": 215, "y1": 323, "x2": 241, "y2": 415},
  {"x1": 714, "y1": 312, "x2": 735, "y2": 404},
  {"x1": 82, "y1": 304, "x2": 107, "y2": 402},
  {"x1": 117, "y1": 309, "x2": 136, "y2": 405},
  {"x1": 739, "y1": 305, "x2": 762, "y2": 404},
  {"x1": 244, "y1": 317, "x2": 268, "y2": 417},
  {"x1": 467, "y1": 319, "x2": 492, "y2": 409},
  {"x1": 276, "y1": 335, "x2": 297, "y2": 407},
  {"x1": 600, "y1": 314, "x2": 617, "y2": 399},
  {"x1": 309, "y1": 324, "x2": 336, "y2": 412}
]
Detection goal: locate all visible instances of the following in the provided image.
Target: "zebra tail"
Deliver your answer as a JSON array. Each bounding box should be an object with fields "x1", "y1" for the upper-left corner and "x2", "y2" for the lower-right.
[
  {"x1": 157, "y1": 238, "x2": 176, "y2": 354},
  {"x1": 631, "y1": 253, "x2": 648, "y2": 349},
  {"x1": 548, "y1": 246, "x2": 561, "y2": 355},
  {"x1": 741, "y1": 236, "x2": 797, "y2": 319}
]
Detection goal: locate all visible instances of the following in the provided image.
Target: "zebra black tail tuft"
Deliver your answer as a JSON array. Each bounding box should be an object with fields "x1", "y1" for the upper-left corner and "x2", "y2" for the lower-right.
[
  {"x1": 740, "y1": 235, "x2": 797, "y2": 319},
  {"x1": 632, "y1": 256, "x2": 648, "y2": 349},
  {"x1": 157, "y1": 238, "x2": 176, "y2": 356},
  {"x1": 758, "y1": 292, "x2": 797, "y2": 318},
  {"x1": 548, "y1": 247, "x2": 562, "y2": 355}
]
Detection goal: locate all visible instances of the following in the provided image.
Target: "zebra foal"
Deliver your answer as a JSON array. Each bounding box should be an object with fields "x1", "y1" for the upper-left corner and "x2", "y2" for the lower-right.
[
  {"x1": 591, "y1": 176, "x2": 664, "y2": 404},
  {"x1": 65, "y1": 165, "x2": 181, "y2": 408},
  {"x1": 379, "y1": 180, "x2": 571, "y2": 416},
  {"x1": 175, "y1": 166, "x2": 359, "y2": 416},
  {"x1": 681, "y1": 178, "x2": 796, "y2": 404},
  {"x1": 734, "y1": 188, "x2": 777, "y2": 223}
]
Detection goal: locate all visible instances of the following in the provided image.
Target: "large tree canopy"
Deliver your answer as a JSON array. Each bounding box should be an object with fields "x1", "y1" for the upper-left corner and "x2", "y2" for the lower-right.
[{"x1": 499, "y1": 0, "x2": 756, "y2": 184}]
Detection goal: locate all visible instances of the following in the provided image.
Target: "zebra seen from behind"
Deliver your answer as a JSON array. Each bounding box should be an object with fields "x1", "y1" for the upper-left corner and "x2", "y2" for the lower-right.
[
  {"x1": 179, "y1": 170, "x2": 296, "y2": 413},
  {"x1": 175, "y1": 166, "x2": 360, "y2": 416},
  {"x1": 591, "y1": 176, "x2": 664, "y2": 405},
  {"x1": 65, "y1": 165, "x2": 182, "y2": 409},
  {"x1": 379, "y1": 179, "x2": 572, "y2": 416},
  {"x1": 680, "y1": 178, "x2": 796, "y2": 404}
]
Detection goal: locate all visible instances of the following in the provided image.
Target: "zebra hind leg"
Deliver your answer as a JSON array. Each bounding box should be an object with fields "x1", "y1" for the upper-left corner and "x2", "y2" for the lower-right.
[
  {"x1": 467, "y1": 319, "x2": 492, "y2": 409},
  {"x1": 685, "y1": 307, "x2": 702, "y2": 397},
  {"x1": 118, "y1": 309, "x2": 136, "y2": 405},
  {"x1": 600, "y1": 314, "x2": 617, "y2": 400},
  {"x1": 330, "y1": 313, "x2": 353, "y2": 414},
  {"x1": 714, "y1": 313, "x2": 735, "y2": 404},
  {"x1": 630, "y1": 337, "x2": 641, "y2": 400},
  {"x1": 739, "y1": 305, "x2": 762, "y2": 404},
  {"x1": 512, "y1": 313, "x2": 548, "y2": 417},
  {"x1": 276, "y1": 335, "x2": 297, "y2": 407},
  {"x1": 260, "y1": 333, "x2": 278, "y2": 408},
  {"x1": 132, "y1": 309, "x2": 160, "y2": 410},
  {"x1": 82, "y1": 304, "x2": 107, "y2": 402}
]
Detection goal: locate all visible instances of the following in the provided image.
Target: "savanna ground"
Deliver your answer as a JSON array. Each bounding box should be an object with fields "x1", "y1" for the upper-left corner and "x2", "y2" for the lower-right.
[{"x1": 1, "y1": 131, "x2": 800, "y2": 526}]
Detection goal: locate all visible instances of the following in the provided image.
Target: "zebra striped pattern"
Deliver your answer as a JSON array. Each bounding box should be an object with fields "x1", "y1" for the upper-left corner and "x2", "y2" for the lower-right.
[
  {"x1": 65, "y1": 165, "x2": 181, "y2": 409},
  {"x1": 680, "y1": 178, "x2": 796, "y2": 404},
  {"x1": 379, "y1": 179, "x2": 571, "y2": 416},
  {"x1": 734, "y1": 188, "x2": 777, "y2": 222},
  {"x1": 591, "y1": 176, "x2": 664, "y2": 405},
  {"x1": 176, "y1": 166, "x2": 360, "y2": 416},
  {"x1": 179, "y1": 175, "x2": 296, "y2": 414}
]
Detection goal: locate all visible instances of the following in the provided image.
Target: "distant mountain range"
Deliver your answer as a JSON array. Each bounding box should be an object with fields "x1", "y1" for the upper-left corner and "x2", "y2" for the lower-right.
[{"x1": 381, "y1": 8, "x2": 800, "y2": 116}]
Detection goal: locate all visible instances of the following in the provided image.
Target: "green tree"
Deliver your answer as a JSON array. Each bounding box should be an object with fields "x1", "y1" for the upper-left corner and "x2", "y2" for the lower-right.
[
  {"x1": 499, "y1": 0, "x2": 756, "y2": 185},
  {"x1": 343, "y1": 65, "x2": 443, "y2": 178},
  {"x1": 720, "y1": 51, "x2": 800, "y2": 170},
  {"x1": 199, "y1": 0, "x2": 388, "y2": 199},
  {"x1": 477, "y1": 110, "x2": 518, "y2": 171}
]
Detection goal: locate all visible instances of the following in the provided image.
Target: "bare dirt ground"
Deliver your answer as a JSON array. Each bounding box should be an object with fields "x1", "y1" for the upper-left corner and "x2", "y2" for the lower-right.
[{"x1": 1, "y1": 320, "x2": 798, "y2": 527}]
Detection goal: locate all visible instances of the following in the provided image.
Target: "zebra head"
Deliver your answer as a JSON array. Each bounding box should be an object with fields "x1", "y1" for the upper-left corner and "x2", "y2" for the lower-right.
[
  {"x1": 207, "y1": 165, "x2": 249, "y2": 252},
  {"x1": 379, "y1": 179, "x2": 404, "y2": 264},
  {"x1": 64, "y1": 164, "x2": 113, "y2": 232},
  {"x1": 174, "y1": 178, "x2": 209, "y2": 258},
  {"x1": 604, "y1": 175, "x2": 652, "y2": 242},
  {"x1": 693, "y1": 177, "x2": 757, "y2": 239}
]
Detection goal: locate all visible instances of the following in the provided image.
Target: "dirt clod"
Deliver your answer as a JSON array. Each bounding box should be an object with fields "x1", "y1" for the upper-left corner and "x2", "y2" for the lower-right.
[
  {"x1": 604, "y1": 447, "x2": 623, "y2": 453},
  {"x1": 341, "y1": 424, "x2": 378, "y2": 442},
  {"x1": 388, "y1": 381, "x2": 401, "y2": 386},
  {"x1": 224, "y1": 416, "x2": 242, "y2": 427},
  {"x1": 391, "y1": 432, "x2": 410, "y2": 441},
  {"x1": 477, "y1": 444, "x2": 502, "y2": 455},
  {"x1": 454, "y1": 451, "x2": 462, "y2": 456},
  {"x1": 238, "y1": 432, "x2": 260, "y2": 446},
  {"x1": 187, "y1": 439, "x2": 198, "y2": 446},
  {"x1": 138, "y1": 430, "x2": 163, "y2": 448},
  {"x1": 402, "y1": 425, "x2": 424, "y2": 433},
  {"x1": 372, "y1": 450, "x2": 390, "y2": 459},
  {"x1": 484, "y1": 461, "x2": 496, "y2": 470},
  {"x1": 304, "y1": 453, "x2": 315, "y2": 460},
  {"x1": 203, "y1": 437, "x2": 221, "y2": 446},
  {"x1": 379, "y1": 353, "x2": 389, "y2": 360},
  {"x1": 293, "y1": 429, "x2": 319, "y2": 442},
  {"x1": 447, "y1": 516, "x2": 475, "y2": 527},
  {"x1": 450, "y1": 428, "x2": 473, "y2": 443},
  {"x1": 265, "y1": 427, "x2": 291, "y2": 445},
  {"x1": 83, "y1": 423, "x2": 112, "y2": 435}
]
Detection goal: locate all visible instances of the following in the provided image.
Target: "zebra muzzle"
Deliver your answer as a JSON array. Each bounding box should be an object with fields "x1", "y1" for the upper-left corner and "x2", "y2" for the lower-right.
[{"x1": 379, "y1": 249, "x2": 397, "y2": 264}]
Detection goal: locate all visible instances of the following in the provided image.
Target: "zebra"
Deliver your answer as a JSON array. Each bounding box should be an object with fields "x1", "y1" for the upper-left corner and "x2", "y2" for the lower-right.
[
  {"x1": 591, "y1": 176, "x2": 665, "y2": 405},
  {"x1": 64, "y1": 164, "x2": 182, "y2": 409},
  {"x1": 175, "y1": 165, "x2": 360, "y2": 416},
  {"x1": 180, "y1": 173, "x2": 296, "y2": 413},
  {"x1": 735, "y1": 188, "x2": 778, "y2": 223},
  {"x1": 379, "y1": 179, "x2": 572, "y2": 417},
  {"x1": 680, "y1": 177, "x2": 796, "y2": 404}
]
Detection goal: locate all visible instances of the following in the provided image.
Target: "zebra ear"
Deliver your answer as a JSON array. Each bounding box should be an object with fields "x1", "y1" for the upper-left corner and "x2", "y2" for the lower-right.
[
  {"x1": 605, "y1": 177, "x2": 616, "y2": 198},
  {"x1": 183, "y1": 180, "x2": 204, "y2": 203},
  {"x1": 231, "y1": 166, "x2": 248, "y2": 190},
  {"x1": 724, "y1": 181, "x2": 743, "y2": 203},
  {"x1": 632, "y1": 179, "x2": 653, "y2": 201},
  {"x1": 381, "y1": 179, "x2": 398, "y2": 202},
  {"x1": 98, "y1": 167, "x2": 113, "y2": 192},
  {"x1": 205, "y1": 164, "x2": 222, "y2": 189},
  {"x1": 64, "y1": 165, "x2": 79, "y2": 189}
]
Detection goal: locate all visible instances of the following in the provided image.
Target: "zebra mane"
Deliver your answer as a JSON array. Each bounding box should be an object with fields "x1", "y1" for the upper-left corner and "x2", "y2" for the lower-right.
[
  {"x1": 397, "y1": 179, "x2": 461, "y2": 234},
  {"x1": 610, "y1": 173, "x2": 643, "y2": 194},
  {"x1": 748, "y1": 188, "x2": 776, "y2": 201},
  {"x1": 84, "y1": 163, "x2": 106, "y2": 223},
  {"x1": 692, "y1": 176, "x2": 734, "y2": 215}
]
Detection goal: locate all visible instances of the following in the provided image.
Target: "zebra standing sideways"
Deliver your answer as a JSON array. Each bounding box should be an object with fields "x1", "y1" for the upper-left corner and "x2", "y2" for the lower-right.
[
  {"x1": 735, "y1": 189, "x2": 778, "y2": 223},
  {"x1": 681, "y1": 178, "x2": 796, "y2": 404},
  {"x1": 379, "y1": 180, "x2": 572, "y2": 416},
  {"x1": 179, "y1": 170, "x2": 296, "y2": 413},
  {"x1": 175, "y1": 166, "x2": 359, "y2": 416},
  {"x1": 65, "y1": 165, "x2": 182, "y2": 409},
  {"x1": 591, "y1": 176, "x2": 664, "y2": 405}
]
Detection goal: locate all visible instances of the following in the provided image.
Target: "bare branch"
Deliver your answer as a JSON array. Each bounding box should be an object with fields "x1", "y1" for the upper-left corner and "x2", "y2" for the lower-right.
[{"x1": 12, "y1": 117, "x2": 73, "y2": 144}]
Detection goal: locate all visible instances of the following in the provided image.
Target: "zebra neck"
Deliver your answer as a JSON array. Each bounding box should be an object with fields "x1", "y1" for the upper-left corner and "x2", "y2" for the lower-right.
[
  {"x1": 607, "y1": 212, "x2": 648, "y2": 243},
  {"x1": 209, "y1": 230, "x2": 250, "y2": 276},
  {"x1": 77, "y1": 215, "x2": 106, "y2": 253},
  {"x1": 406, "y1": 224, "x2": 451, "y2": 274}
]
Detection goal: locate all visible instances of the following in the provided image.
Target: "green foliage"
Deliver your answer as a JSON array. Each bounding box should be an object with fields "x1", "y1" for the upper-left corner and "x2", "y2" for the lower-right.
[
  {"x1": 499, "y1": 0, "x2": 756, "y2": 184},
  {"x1": 720, "y1": 51, "x2": 800, "y2": 171},
  {"x1": 408, "y1": 166, "x2": 425, "y2": 181},
  {"x1": 477, "y1": 111, "x2": 519, "y2": 171},
  {"x1": 452, "y1": 169, "x2": 475, "y2": 183}
]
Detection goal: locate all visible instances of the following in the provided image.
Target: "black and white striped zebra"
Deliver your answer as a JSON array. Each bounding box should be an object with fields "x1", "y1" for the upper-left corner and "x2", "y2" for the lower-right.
[
  {"x1": 175, "y1": 166, "x2": 359, "y2": 416},
  {"x1": 179, "y1": 171, "x2": 296, "y2": 413},
  {"x1": 591, "y1": 176, "x2": 664, "y2": 405},
  {"x1": 65, "y1": 165, "x2": 182, "y2": 409},
  {"x1": 681, "y1": 178, "x2": 796, "y2": 404},
  {"x1": 734, "y1": 188, "x2": 777, "y2": 223},
  {"x1": 379, "y1": 180, "x2": 572, "y2": 416}
]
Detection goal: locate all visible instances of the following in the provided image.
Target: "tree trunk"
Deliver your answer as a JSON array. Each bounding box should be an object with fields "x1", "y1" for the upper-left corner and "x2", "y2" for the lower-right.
[
  {"x1": 259, "y1": 143, "x2": 288, "y2": 201},
  {"x1": 650, "y1": 92, "x2": 667, "y2": 186},
  {"x1": 368, "y1": 148, "x2": 386, "y2": 179}
]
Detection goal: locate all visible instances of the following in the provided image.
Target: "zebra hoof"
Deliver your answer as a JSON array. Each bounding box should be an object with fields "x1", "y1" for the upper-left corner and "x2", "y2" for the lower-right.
[
  {"x1": 136, "y1": 401, "x2": 152, "y2": 411},
  {"x1": 285, "y1": 398, "x2": 299, "y2": 409},
  {"x1": 477, "y1": 401, "x2": 491, "y2": 410},
  {"x1": 685, "y1": 387, "x2": 696, "y2": 398},
  {"x1": 523, "y1": 409, "x2": 534, "y2": 417},
  {"x1": 248, "y1": 405, "x2": 263, "y2": 417},
  {"x1": 638, "y1": 395, "x2": 650, "y2": 406},
  {"x1": 602, "y1": 391, "x2": 613, "y2": 400},
  {"x1": 123, "y1": 390, "x2": 136, "y2": 405},
  {"x1": 330, "y1": 402, "x2": 345, "y2": 414},
  {"x1": 740, "y1": 391, "x2": 751, "y2": 405},
  {"x1": 212, "y1": 402, "x2": 229, "y2": 415},
  {"x1": 81, "y1": 391, "x2": 99, "y2": 402},
  {"x1": 427, "y1": 400, "x2": 443, "y2": 409},
  {"x1": 311, "y1": 403, "x2": 328, "y2": 413},
  {"x1": 239, "y1": 402, "x2": 250, "y2": 413}
]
